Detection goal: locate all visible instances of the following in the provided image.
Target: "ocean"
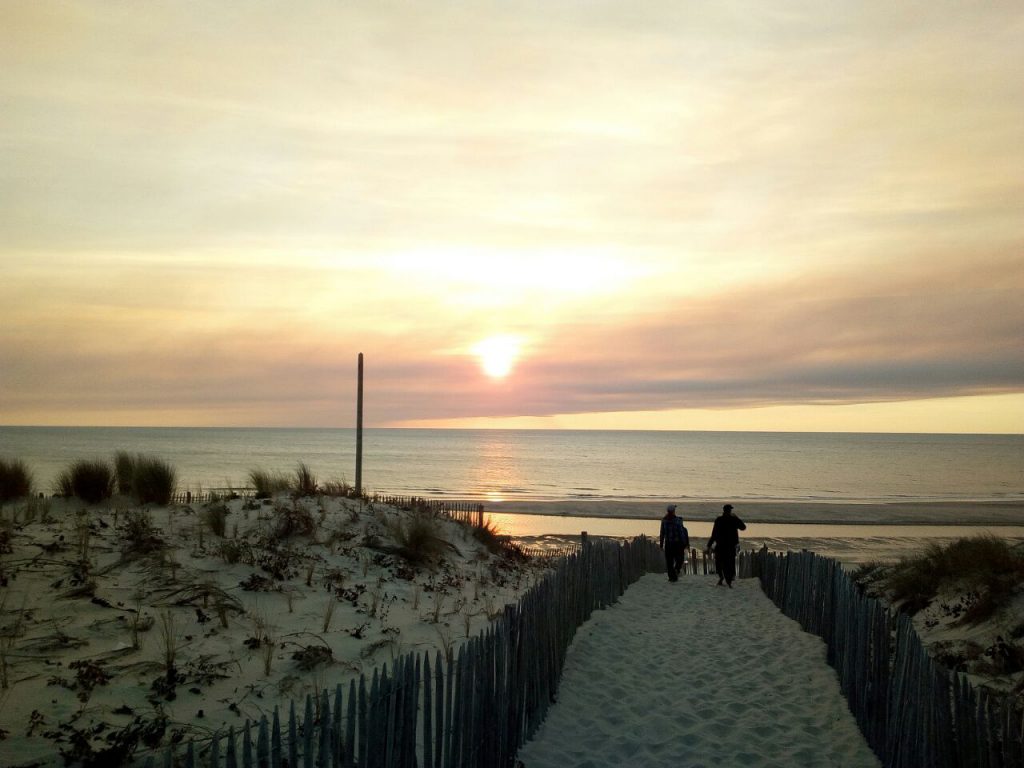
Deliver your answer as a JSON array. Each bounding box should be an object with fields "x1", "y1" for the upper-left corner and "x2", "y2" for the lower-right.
[
  {"x1": 2, "y1": 426, "x2": 1021, "y2": 505},
  {"x1": 2, "y1": 426, "x2": 1023, "y2": 547}
]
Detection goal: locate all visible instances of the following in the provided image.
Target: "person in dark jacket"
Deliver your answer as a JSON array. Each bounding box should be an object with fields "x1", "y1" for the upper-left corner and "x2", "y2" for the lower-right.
[
  {"x1": 708, "y1": 503, "x2": 746, "y2": 587},
  {"x1": 659, "y1": 504, "x2": 690, "y2": 582}
]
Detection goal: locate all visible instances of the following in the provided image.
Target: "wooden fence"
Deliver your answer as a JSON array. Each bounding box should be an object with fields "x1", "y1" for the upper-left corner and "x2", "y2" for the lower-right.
[
  {"x1": 755, "y1": 547, "x2": 1024, "y2": 767},
  {"x1": 652, "y1": 545, "x2": 761, "y2": 577},
  {"x1": 170, "y1": 489, "x2": 250, "y2": 505},
  {"x1": 372, "y1": 496, "x2": 486, "y2": 528},
  {"x1": 120, "y1": 542, "x2": 1021, "y2": 768},
  {"x1": 134, "y1": 535, "x2": 663, "y2": 768},
  {"x1": 516, "y1": 544, "x2": 580, "y2": 560}
]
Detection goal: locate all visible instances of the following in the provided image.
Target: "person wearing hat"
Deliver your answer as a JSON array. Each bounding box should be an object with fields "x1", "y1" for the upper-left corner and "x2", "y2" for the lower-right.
[
  {"x1": 659, "y1": 504, "x2": 690, "y2": 582},
  {"x1": 708, "y1": 504, "x2": 746, "y2": 587}
]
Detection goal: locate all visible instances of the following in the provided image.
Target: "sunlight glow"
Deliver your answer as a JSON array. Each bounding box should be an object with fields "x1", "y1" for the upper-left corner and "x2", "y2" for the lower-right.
[
  {"x1": 473, "y1": 335, "x2": 522, "y2": 379},
  {"x1": 381, "y1": 248, "x2": 646, "y2": 303}
]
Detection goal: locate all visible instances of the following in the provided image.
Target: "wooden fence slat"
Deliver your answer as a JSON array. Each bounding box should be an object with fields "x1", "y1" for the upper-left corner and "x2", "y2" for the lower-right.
[
  {"x1": 288, "y1": 701, "x2": 299, "y2": 768},
  {"x1": 345, "y1": 679, "x2": 357, "y2": 768},
  {"x1": 226, "y1": 725, "x2": 237, "y2": 768},
  {"x1": 272, "y1": 708, "x2": 282, "y2": 768}
]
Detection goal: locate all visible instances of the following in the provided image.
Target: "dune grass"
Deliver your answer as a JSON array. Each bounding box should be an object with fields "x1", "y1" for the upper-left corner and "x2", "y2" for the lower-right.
[
  {"x1": 114, "y1": 451, "x2": 136, "y2": 496},
  {"x1": 112, "y1": 452, "x2": 177, "y2": 505},
  {"x1": 293, "y1": 462, "x2": 318, "y2": 497},
  {"x1": 470, "y1": 515, "x2": 528, "y2": 561},
  {"x1": 56, "y1": 459, "x2": 115, "y2": 504},
  {"x1": 249, "y1": 469, "x2": 292, "y2": 500},
  {"x1": 877, "y1": 535, "x2": 1024, "y2": 624},
  {"x1": 131, "y1": 455, "x2": 177, "y2": 505},
  {"x1": 0, "y1": 458, "x2": 34, "y2": 503},
  {"x1": 321, "y1": 478, "x2": 359, "y2": 498}
]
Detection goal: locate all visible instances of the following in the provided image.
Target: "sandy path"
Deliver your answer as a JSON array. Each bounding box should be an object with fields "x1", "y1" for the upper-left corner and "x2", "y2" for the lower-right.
[{"x1": 516, "y1": 574, "x2": 881, "y2": 768}]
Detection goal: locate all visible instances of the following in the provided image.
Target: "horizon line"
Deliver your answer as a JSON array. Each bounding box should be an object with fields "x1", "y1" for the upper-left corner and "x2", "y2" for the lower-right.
[{"x1": 2, "y1": 423, "x2": 1022, "y2": 437}]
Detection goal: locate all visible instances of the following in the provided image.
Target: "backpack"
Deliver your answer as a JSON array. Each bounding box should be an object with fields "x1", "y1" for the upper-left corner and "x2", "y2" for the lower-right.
[{"x1": 664, "y1": 517, "x2": 684, "y2": 544}]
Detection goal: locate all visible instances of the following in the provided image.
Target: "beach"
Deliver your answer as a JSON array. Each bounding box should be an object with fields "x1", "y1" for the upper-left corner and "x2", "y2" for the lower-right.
[{"x1": 487, "y1": 499, "x2": 1024, "y2": 527}]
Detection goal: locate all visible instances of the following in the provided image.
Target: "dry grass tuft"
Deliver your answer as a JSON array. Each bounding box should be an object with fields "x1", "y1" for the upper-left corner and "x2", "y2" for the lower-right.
[
  {"x1": 272, "y1": 500, "x2": 318, "y2": 540},
  {"x1": 470, "y1": 515, "x2": 529, "y2": 562},
  {"x1": 56, "y1": 459, "x2": 115, "y2": 504},
  {"x1": 131, "y1": 455, "x2": 177, "y2": 505},
  {"x1": 387, "y1": 512, "x2": 457, "y2": 566},
  {"x1": 157, "y1": 609, "x2": 178, "y2": 681},
  {"x1": 203, "y1": 502, "x2": 230, "y2": 537},
  {"x1": 0, "y1": 458, "x2": 34, "y2": 503},
  {"x1": 120, "y1": 510, "x2": 165, "y2": 557},
  {"x1": 293, "y1": 463, "x2": 318, "y2": 497},
  {"x1": 321, "y1": 478, "x2": 358, "y2": 498},
  {"x1": 114, "y1": 451, "x2": 136, "y2": 496},
  {"x1": 249, "y1": 469, "x2": 292, "y2": 500}
]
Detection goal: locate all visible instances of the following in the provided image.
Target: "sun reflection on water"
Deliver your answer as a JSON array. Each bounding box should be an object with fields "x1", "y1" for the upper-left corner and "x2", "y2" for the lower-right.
[{"x1": 467, "y1": 433, "x2": 524, "y2": 504}]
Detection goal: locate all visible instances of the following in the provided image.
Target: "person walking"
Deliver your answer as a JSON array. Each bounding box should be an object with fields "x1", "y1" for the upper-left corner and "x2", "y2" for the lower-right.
[
  {"x1": 659, "y1": 504, "x2": 690, "y2": 582},
  {"x1": 708, "y1": 503, "x2": 746, "y2": 587}
]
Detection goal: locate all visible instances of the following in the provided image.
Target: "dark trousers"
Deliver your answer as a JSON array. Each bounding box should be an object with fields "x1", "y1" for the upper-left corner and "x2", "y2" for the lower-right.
[
  {"x1": 715, "y1": 548, "x2": 737, "y2": 584},
  {"x1": 665, "y1": 543, "x2": 685, "y2": 581}
]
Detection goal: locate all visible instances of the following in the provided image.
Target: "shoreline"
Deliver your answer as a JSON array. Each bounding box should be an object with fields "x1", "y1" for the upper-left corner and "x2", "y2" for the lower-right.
[{"x1": 482, "y1": 499, "x2": 1024, "y2": 526}]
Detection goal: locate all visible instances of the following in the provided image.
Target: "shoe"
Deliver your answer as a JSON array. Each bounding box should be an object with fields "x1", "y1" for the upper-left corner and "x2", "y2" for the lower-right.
[{"x1": 716, "y1": 580, "x2": 724, "y2": 586}]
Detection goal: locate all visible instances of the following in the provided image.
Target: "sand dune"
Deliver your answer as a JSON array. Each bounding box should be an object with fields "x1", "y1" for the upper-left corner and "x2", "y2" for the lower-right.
[{"x1": 0, "y1": 495, "x2": 544, "y2": 767}]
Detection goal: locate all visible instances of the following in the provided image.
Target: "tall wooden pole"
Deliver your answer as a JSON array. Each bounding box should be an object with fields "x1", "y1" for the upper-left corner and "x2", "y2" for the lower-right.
[{"x1": 355, "y1": 352, "x2": 364, "y2": 496}]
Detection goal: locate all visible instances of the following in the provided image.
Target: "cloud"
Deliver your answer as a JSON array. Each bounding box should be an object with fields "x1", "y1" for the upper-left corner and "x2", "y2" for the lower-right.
[
  {"x1": 1, "y1": 2, "x2": 1023, "y2": 427},
  {"x1": 2, "y1": 248, "x2": 1022, "y2": 426}
]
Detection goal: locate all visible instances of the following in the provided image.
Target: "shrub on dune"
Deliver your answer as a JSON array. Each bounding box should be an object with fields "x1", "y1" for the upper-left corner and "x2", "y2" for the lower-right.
[
  {"x1": 120, "y1": 509, "x2": 165, "y2": 556},
  {"x1": 387, "y1": 512, "x2": 458, "y2": 566},
  {"x1": 203, "y1": 502, "x2": 230, "y2": 537},
  {"x1": 272, "y1": 500, "x2": 318, "y2": 539},
  {"x1": 0, "y1": 458, "x2": 34, "y2": 502},
  {"x1": 249, "y1": 469, "x2": 292, "y2": 499},
  {"x1": 470, "y1": 515, "x2": 528, "y2": 561},
  {"x1": 56, "y1": 459, "x2": 115, "y2": 504},
  {"x1": 132, "y1": 455, "x2": 177, "y2": 505},
  {"x1": 321, "y1": 478, "x2": 358, "y2": 498}
]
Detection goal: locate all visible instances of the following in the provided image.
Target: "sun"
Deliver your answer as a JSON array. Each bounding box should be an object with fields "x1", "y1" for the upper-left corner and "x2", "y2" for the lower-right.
[{"x1": 472, "y1": 335, "x2": 522, "y2": 379}]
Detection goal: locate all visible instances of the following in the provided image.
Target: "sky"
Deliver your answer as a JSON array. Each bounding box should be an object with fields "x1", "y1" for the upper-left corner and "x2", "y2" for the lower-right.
[{"x1": 1, "y1": 1, "x2": 1023, "y2": 433}]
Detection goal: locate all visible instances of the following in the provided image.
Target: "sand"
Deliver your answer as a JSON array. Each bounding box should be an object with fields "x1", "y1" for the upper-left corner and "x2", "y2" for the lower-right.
[
  {"x1": 516, "y1": 573, "x2": 881, "y2": 768},
  {"x1": 0, "y1": 495, "x2": 546, "y2": 767}
]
